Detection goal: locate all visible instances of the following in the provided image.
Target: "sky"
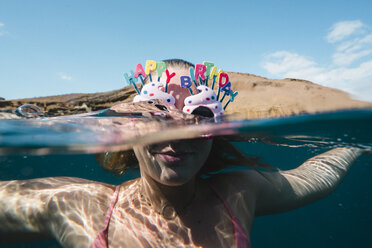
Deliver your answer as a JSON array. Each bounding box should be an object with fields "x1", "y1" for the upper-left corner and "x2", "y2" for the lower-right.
[{"x1": 1, "y1": 0, "x2": 372, "y2": 101}]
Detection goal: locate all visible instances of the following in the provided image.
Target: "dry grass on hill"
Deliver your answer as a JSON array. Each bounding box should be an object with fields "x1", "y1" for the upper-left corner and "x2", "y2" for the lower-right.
[{"x1": 1, "y1": 72, "x2": 371, "y2": 119}]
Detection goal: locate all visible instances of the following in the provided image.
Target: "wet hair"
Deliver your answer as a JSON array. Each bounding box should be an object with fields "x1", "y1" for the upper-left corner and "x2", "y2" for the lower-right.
[
  {"x1": 163, "y1": 58, "x2": 194, "y2": 68},
  {"x1": 96, "y1": 59, "x2": 273, "y2": 176},
  {"x1": 96, "y1": 139, "x2": 272, "y2": 177},
  {"x1": 143, "y1": 58, "x2": 194, "y2": 84}
]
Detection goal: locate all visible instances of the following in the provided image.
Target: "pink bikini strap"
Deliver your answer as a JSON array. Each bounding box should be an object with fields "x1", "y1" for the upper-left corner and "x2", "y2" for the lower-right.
[
  {"x1": 90, "y1": 185, "x2": 121, "y2": 248},
  {"x1": 210, "y1": 185, "x2": 252, "y2": 248}
]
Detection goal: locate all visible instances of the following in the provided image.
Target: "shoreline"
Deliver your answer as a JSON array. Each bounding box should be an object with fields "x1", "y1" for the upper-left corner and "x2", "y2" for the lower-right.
[{"x1": 1, "y1": 72, "x2": 371, "y2": 119}]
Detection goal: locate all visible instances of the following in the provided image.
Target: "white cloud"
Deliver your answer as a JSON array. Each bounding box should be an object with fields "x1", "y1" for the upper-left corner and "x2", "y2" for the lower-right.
[
  {"x1": 0, "y1": 22, "x2": 7, "y2": 36},
  {"x1": 263, "y1": 51, "x2": 319, "y2": 75},
  {"x1": 332, "y1": 33, "x2": 372, "y2": 66},
  {"x1": 326, "y1": 20, "x2": 364, "y2": 43},
  {"x1": 263, "y1": 52, "x2": 325, "y2": 83},
  {"x1": 263, "y1": 52, "x2": 372, "y2": 101},
  {"x1": 333, "y1": 48, "x2": 372, "y2": 66},
  {"x1": 262, "y1": 20, "x2": 372, "y2": 102},
  {"x1": 59, "y1": 73, "x2": 72, "y2": 81}
]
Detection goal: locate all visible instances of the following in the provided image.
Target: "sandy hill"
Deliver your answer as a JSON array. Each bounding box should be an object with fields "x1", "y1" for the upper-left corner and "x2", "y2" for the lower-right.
[
  {"x1": 0, "y1": 72, "x2": 371, "y2": 119},
  {"x1": 226, "y1": 72, "x2": 372, "y2": 118}
]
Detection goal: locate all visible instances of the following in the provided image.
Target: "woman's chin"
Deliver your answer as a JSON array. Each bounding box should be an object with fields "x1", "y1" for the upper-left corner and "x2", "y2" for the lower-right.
[{"x1": 158, "y1": 167, "x2": 194, "y2": 186}]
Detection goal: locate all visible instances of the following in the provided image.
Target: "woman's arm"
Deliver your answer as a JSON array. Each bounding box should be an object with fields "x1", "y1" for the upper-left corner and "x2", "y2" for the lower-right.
[
  {"x1": 0, "y1": 177, "x2": 109, "y2": 243},
  {"x1": 252, "y1": 147, "x2": 363, "y2": 216},
  {"x1": 0, "y1": 178, "x2": 55, "y2": 242}
]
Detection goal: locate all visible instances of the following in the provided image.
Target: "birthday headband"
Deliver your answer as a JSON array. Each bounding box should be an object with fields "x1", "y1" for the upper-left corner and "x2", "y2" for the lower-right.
[{"x1": 124, "y1": 60, "x2": 238, "y2": 117}]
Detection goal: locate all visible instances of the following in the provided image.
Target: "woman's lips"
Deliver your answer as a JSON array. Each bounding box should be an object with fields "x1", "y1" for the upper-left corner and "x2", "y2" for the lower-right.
[{"x1": 153, "y1": 151, "x2": 193, "y2": 163}]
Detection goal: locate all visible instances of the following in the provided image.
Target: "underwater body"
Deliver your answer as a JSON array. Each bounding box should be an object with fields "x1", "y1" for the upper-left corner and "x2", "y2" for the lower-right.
[{"x1": 0, "y1": 108, "x2": 371, "y2": 248}]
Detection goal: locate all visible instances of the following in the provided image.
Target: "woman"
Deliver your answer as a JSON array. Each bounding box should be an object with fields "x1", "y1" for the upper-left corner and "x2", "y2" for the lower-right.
[{"x1": 0, "y1": 59, "x2": 367, "y2": 247}]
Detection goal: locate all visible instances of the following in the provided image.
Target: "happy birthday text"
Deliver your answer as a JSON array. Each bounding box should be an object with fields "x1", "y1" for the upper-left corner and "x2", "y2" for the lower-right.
[{"x1": 124, "y1": 60, "x2": 231, "y2": 94}]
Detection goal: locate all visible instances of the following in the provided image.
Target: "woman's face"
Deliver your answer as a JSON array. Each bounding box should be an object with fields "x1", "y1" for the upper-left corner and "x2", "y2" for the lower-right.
[
  {"x1": 134, "y1": 63, "x2": 212, "y2": 185},
  {"x1": 133, "y1": 139, "x2": 212, "y2": 186}
]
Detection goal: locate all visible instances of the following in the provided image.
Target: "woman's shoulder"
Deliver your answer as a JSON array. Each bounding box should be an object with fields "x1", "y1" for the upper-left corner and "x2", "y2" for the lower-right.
[
  {"x1": 206, "y1": 170, "x2": 260, "y2": 194},
  {"x1": 39, "y1": 177, "x2": 140, "y2": 199},
  {"x1": 204, "y1": 170, "x2": 260, "y2": 210},
  {"x1": 204, "y1": 171, "x2": 258, "y2": 233},
  {"x1": 45, "y1": 177, "x2": 121, "y2": 220},
  {"x1": 15, "y1": 176, "x2": 115, "y2": 192},
  {"x1": 10, "y1": 176, "x2": 119, "y2": 207}
]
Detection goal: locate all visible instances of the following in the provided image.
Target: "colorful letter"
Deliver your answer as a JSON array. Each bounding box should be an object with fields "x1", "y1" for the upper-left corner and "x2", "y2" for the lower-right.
[
  {"x1": 210, "y1": 66, "x2": 223, "y2": 80},
  {"x1": 230, "y1": 90, "x2": 238, "y2": 102},
  {"x1": 156, "y1": 61, "x2": 167, "y2": 77},
  {"x1": 203, "y1": 61, "x2": 214, "y2": 78},
  {"x1": 195, "y1": 64, "x2": 206, "y2": 81},
  {"x1": 218, "y1": 73, "x2": 229, "y2": 87},
  {"x1": 165, "y1": 69, "x2": 176, "y2": 83},
  {"x1": 124, "y1": 70, "x2": 138, "y2": 84},
  {"x1": 145, "y1": 60, "x2": 157, "y2": 75},
  {"x1": 223, "y1": 91, "x2": 238, "y2": 110},
  {"x1": 134, "y1": 63, "x2": 146, "y2": 78},
  {"x1": 189, "y1": 67, "x2": 196, "y2": 82},
  {"x1": 189, "y1": 67, "x2": 199, "y2": 87},
  {"x1": 180, "y1": 76, "x2": 192, "y2": 88},
  {"x1": 124, "y1": 70, "x2": 139, "y2": 94},
  {"x1": 221, "y1": 81, "x2": 231, "y2": 95}
]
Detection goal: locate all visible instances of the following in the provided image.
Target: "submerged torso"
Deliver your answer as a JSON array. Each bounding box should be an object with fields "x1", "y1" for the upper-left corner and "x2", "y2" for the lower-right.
[{"x1": 49, "y1": 177, "x2": 254, "y2": 248}]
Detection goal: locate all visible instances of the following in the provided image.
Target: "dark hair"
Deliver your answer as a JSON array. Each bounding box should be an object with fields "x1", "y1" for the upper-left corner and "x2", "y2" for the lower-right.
[
  {"x1": 96, "y1": 139, "x2": 273, "y2": 177},
  {"x1": 143, "y1": 58, "x2": 194, "y2": 84}
]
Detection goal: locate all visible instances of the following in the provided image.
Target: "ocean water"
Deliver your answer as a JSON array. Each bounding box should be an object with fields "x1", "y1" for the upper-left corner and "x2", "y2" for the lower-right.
[{"x1": 0, "y1": 109, "x2": 371, "y2": 248}]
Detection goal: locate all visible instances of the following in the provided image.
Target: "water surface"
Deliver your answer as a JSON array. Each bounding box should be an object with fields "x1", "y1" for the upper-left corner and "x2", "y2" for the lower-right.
[{"x1": 1, "y1": 110, "x2": 371, "y2": 247}]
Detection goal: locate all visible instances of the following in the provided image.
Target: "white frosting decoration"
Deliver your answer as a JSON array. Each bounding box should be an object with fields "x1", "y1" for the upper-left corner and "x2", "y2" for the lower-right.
[
  {"x1": 182, "y1": 85, "x2": 224, "y2": 117},
  {"x1": 133, "y1": 81, "x2": 175, "y2": 106}
]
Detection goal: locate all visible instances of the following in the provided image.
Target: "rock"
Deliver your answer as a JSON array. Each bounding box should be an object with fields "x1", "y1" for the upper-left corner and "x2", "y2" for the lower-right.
[
  {"x1": 0, "y1": 87, "x2": 137, "y2": 117},
  {"x1": 0, "y1": 72, "x2": 371, "y2": 119}
]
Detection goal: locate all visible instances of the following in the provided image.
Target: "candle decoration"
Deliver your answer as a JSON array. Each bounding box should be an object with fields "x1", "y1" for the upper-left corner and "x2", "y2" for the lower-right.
[
  {"x1": 210, "y1": 67, "x2": 223, "y2": 90},
  {"x1": 180, "y1": 76, "x2": 194, "y2": 95},
  {"x1": 199, "y1": 76, "x2": 205, "y2": 86},
  {"x1": 189, "y1": 67, "x2": 198, "y2": 88},
  {"x1": 217, "y1": 72, "x2": 229, "y2": 101},
  {"x1": 134, "y1": 63, "x2": 146, "y2": 85},
  {"x1": 220, "y1": 82, "x2": 232, "y2": 102},
  {"x1": 183, "y1": 85, "x2": 223, "y2": 116},
  {"x1": 157, "y1": 61, "x2": 166, "y2": 81},
  {"x1": 124, "y1": 71, "x2": 140, "y2": 94},
  {"x1": 146, "y1": 60, "x2": 157, "y2": 82},
  {"x1": 203, "y1": 61, "x2": 214, "y2": 84},
  {"x1": 165, "y1": 69, "x2": 176, "y2": 93},
  {"x1": 224, "y1": 91, "x2": 238, "y2": 110},
  {"x1": 125, "y1": 60, "x2": 238, "y2": 118},
  {"x1": 145, "y1": 60, "x2": 157, "y2": 75},
  {"x1": 133, "y1": 81, "x2": 175, "y2": 106},
  {"x1": 195, "y1": 64, "x2": 206, "y2": 84}
]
